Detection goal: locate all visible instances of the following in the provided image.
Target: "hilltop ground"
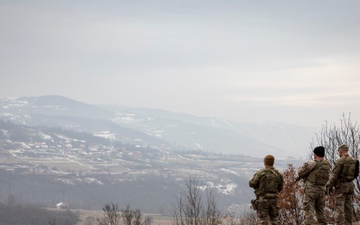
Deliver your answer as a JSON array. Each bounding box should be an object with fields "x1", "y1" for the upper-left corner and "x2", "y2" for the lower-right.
[{"x1": 56, "y1": 208, "x2": 172, "y2": 225}]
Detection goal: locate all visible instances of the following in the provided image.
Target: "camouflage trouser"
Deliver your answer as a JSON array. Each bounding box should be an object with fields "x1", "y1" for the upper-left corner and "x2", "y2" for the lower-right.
[
  {"x1": 256, "y1": 197, "x2": 279, "y2": 225},
  {"x1": 303, "y1": 188, "x2": 327, "y2": 225},
  {"x1": 334, "y1": 181, "x2": 354, "y2": 225}
]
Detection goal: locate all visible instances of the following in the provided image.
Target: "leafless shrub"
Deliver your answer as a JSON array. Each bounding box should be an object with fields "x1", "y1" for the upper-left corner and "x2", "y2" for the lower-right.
[
  {"x1": 278, "y1": 164, "x2": 304, "y2": 225},
  {"x1": 171, "y1": 176, "x2": 222, "y2": 225},
  {"x1": 97, "y1": 202, "x2": 121, "y2": 225}
]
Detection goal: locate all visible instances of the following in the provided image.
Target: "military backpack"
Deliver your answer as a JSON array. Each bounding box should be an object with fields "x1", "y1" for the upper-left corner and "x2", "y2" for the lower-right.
[
  {"x1": 256, "y1": 169, "x2": 281, "y2": 197},
  {"x1": 342, "y1": 156, "x2": 359, "y2": 181}
]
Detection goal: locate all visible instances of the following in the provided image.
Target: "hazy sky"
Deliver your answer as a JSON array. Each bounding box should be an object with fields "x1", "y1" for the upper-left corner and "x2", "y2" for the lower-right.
[{"x1": 1, "y1": 1, "x2": 360, "y2": 127}]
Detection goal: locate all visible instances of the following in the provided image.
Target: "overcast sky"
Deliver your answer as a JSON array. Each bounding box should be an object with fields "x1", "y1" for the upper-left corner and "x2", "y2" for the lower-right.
[{"x1": 1, "y1": 1, "x2": 360, "y2": 127}]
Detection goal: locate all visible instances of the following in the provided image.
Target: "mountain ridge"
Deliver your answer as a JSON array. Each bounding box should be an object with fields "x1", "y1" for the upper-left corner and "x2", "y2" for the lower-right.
[{"x1": 0, "y1": 95, "x2": 317, "y2": 158}]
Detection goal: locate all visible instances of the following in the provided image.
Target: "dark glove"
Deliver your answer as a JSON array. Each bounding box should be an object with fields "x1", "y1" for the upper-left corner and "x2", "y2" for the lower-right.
[{"x1": 326, "y1": 185, "x2": 334, "y2": 195}]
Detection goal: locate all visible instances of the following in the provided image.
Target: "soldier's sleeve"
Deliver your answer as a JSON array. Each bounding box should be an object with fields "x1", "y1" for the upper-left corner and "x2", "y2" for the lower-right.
[
  {"x1": 327, "y1": 159, "x2": 343, "y2": 186},
  {"x1": 249, "y1": 170, "x2": 262, "y2": 189},
  {"x1": 298, "y1": 163, "x2": 308, "y2": 177},
  {"x1": 278, "y1": 172, "x2": 284, "y2": 192},
  {"x1": 298, "y1": 160, "x2": 316, "y2": 178}
]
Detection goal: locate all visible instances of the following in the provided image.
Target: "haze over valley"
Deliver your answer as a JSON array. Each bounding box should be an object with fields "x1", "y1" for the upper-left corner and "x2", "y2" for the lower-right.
[{"x1": 0, "y1": 95, "x2": 306, "y2": 214}]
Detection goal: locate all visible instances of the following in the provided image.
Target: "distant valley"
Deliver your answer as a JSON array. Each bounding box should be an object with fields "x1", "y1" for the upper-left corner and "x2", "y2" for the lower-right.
[{"x1": 0, "y1": 95, "x2": 310, "y2": 213}]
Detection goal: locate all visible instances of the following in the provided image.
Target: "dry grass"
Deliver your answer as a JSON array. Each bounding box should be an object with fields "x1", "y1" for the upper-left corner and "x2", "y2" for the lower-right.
[{"x1": 67, "y1": 208, "x2": 173, "y2": 225}]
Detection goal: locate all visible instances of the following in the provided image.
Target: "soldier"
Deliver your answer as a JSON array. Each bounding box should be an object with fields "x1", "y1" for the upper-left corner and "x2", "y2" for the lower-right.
[
  {"x1": 298, "y1": 146, "x2": 330, "y2": 225},
  {"x1": 327, "y1": 144, "x2": 356, "y2": 225},
  {"x1": 249, "y1": 155, "x2": 284, "y2": 225}
]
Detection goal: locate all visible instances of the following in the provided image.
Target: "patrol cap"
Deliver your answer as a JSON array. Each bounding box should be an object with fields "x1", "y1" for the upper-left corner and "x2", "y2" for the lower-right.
[
  {"x1": 264, "y1": 155, "x2": 275, "y2": 166},
  {"x1": 313, "y1": 146, "x2": 325, "y2": 157}
]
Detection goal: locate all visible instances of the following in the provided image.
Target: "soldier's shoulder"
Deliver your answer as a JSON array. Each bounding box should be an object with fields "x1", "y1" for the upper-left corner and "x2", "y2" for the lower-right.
[
  {"x1": 335, "y1": 157, "x2": 345, "y2": 163},
  {"x1": 300, "y1": 159, "x2": 315, "y2": 167},
  {"x1": 254, "y1": 169, "x2": 266, "y2": 176},
  {"x1": 308, "y1": 159, "x2": 317, "y2": 168},
  {"x1": 347, "y1": 156, "x2": 357, "y2": 164},
  {"x1": 259, "y1": 168, "x2": 268, "y2": 174},
  {"x1": 269, "y1": 168, "x2": 283, "y2": 178},
  {"x1": 322, "y1": 159, "x2": 331, "y2": 165}
]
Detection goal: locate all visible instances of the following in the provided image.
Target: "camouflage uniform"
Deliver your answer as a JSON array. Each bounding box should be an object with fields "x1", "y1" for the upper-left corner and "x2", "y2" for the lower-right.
[
  {"x1": 327, "y1": 154, "x2": 356, "y2": 225},
  {"x1": 249, "y1": 166, "x2": 284, "y2": 225},
  {"x1": 298, "y1": 159, "x2": 330, "y2": 225}
]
